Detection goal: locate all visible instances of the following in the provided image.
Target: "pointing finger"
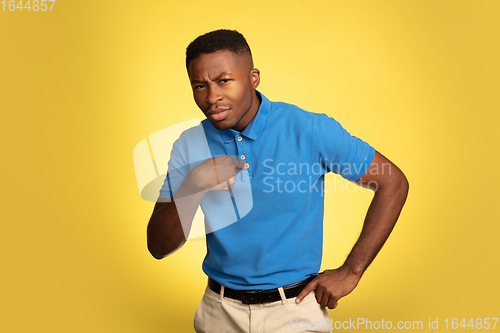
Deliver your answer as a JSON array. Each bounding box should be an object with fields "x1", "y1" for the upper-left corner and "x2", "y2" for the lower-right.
[
  {"x1": 295, "y1": 279, "x2": 317, "y2": 304},
  {"x1": 231, "y1": 157, "x2": 249, "y2": 169}
]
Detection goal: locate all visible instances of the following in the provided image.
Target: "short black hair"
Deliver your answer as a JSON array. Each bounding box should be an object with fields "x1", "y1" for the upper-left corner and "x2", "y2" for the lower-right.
[{"x1": 186, "y1": 29, "x2": 251, "y2": 69}]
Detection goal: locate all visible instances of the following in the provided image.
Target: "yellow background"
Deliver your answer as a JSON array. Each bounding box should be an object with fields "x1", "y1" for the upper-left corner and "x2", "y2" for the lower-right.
[{"x1": 2, "y1": 0, "x2": 499, "y2": 332}]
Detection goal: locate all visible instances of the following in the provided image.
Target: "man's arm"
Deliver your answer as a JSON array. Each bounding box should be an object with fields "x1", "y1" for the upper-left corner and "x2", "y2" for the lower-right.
[
  {"x1": 147, "y1": 156, "x2": 248, "y2": 259},
  {"x1": 146, "y1": 181, "x2": 206, "y2": 259},
  {"x1": 296, "y1": 150, "x2": 409, "y2": 308}
]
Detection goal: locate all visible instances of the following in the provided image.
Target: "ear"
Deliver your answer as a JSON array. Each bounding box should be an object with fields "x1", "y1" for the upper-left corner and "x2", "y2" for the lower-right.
[{"x1": 250, "y1": 68, "x2": 260, "y2": 89}]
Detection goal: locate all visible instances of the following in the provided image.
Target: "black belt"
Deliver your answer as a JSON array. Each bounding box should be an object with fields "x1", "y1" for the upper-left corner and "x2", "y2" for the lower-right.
[{"x1": 208, "y1": 275, "x2": 316, "y2": 304}]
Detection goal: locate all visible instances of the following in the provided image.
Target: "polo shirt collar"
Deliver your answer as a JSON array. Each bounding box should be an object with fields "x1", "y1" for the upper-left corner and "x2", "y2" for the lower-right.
[{"x1": 219, "y1": 89, "x2": 270, "y2": 144}]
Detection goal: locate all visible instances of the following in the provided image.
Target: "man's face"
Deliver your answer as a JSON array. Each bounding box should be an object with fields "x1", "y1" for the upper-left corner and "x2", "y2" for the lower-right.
[{"x1": 187, "y1": 50, "x2": 260, "y2": 132}]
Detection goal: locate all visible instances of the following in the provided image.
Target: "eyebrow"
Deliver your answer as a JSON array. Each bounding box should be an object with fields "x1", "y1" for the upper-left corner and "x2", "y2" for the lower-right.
[{"x1": 190, "y1": 72, "x2": 233, "y2": 84}]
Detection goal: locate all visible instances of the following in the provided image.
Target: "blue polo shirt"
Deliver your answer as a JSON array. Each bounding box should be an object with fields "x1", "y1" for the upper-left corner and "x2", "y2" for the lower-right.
[{"x1": 158, "y1": 90, "x2": 375, "y2": 290}]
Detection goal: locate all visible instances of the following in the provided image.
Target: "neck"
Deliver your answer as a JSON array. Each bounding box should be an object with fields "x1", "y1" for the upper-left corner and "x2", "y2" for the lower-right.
[{"x1": 232, "y1": 90, "x2": 261, "y2": 132}]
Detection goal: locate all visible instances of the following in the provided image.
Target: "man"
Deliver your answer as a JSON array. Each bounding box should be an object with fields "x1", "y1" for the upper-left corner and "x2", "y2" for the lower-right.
[{"x1": 147, "y1": 29, "x2": 409, "y2": 332}]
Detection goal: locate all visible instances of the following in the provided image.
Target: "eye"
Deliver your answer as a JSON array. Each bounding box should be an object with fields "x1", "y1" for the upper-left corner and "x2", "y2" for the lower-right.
[
  {"x1": 193, "y1": 84, "x2": 205, "y2": 90},
  {"x1": 219, "y1": 79, "x2": 231, "y2": 84}
]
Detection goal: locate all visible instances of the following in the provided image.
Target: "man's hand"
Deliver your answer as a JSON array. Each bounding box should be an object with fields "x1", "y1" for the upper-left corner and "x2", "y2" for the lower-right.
[
  {"x1": 188, "y1": 155, "x2": 249, "y2": 193},
  {"x1": 295, "y1": 266, "x2": 361, "y2": 309},
  {"x1": 147, "y1": 155, "x2": 249, "y2": 259}
]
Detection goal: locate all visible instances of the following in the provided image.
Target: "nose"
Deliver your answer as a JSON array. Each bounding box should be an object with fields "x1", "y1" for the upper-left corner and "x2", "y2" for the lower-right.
[{"x1": 207, "y1": 85, "x2": 222, "y2": 105}]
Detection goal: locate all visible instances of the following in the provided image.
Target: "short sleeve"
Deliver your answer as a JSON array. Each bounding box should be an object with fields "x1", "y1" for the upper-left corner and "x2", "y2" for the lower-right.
[
  {"x1": 157, "y1": 123, "x2": 213, "y2": 201},
  {"x1": 157, "y1": 137, "x2": 191, "y2": 201},
  {"x1": 314, "y1": 113, "x2": 375, "y2": 181}
]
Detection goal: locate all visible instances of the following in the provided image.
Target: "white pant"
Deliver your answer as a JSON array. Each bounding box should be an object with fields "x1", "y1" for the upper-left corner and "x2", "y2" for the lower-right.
[{"x1": 194, "y1": 285, "x2": 332, "y2": 333}]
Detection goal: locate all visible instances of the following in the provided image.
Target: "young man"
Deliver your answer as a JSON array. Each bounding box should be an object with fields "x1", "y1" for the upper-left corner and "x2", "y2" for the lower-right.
[{"x1": 147, "y1": 29, "x2": 409, "y2": 333}]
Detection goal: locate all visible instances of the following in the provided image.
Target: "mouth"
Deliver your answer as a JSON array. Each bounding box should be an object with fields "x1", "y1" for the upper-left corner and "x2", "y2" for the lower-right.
[{"x1": 207, "y1": 108, "x2": 231, "y2": 121}]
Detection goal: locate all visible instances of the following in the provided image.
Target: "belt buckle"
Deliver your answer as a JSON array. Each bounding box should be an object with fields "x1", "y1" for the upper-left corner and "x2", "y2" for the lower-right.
[{"x1": 240, "y1": 290, "x2": 263, "y2": 304}]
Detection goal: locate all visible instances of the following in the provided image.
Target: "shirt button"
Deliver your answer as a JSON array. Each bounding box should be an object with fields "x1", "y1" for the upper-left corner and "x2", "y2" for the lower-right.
[
  {"x1": 240, "y1": 155, "x2": 246, "y2": 160},
  {"x1": 237, "y1": 136, "x2": 243, "y2": 141}
]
